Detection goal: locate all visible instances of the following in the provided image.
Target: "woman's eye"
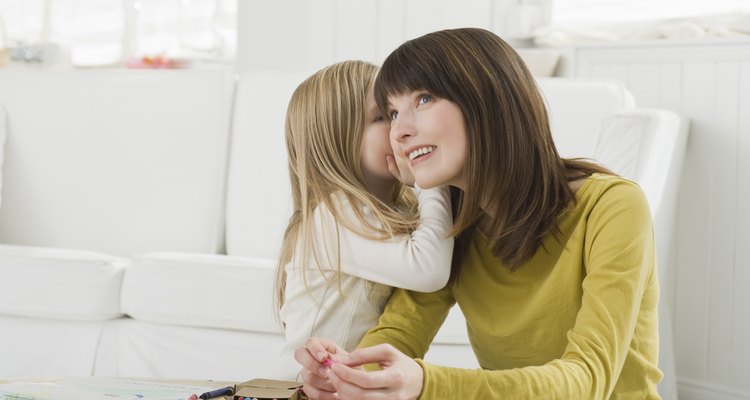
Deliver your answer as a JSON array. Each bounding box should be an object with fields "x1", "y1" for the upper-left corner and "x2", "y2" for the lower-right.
[
  {"x1": 389, "y1": 110, "x2": 399, "y2": 120},
  {"x1": 374, "y1": 115, "x2": 385, "y2": 122},
  {"x1": 418, "y1": 94, "x2": 433, "y2": 105}
]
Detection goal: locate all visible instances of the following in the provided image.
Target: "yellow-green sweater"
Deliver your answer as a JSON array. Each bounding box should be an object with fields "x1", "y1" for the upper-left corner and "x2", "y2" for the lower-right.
[{"x1": 360, "y1": 174, "x2": 663, "y2": 399}]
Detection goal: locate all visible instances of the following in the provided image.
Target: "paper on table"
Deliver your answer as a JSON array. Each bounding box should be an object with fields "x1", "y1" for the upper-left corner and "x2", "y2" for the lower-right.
[{"x1": 0, "y1": 376, "x2": 222, "y2": 400}]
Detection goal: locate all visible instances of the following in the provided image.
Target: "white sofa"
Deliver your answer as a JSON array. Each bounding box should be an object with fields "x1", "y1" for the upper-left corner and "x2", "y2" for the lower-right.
[{"x1": 0, "y1": 70, "x2": 687, "y2": 398}]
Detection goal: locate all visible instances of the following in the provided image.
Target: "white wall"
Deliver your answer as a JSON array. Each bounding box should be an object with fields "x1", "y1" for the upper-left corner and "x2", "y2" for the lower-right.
[
  {"x1": 237, "y1": 0, "x2": 517, "y2": 73},
  {"x1": 573, "y1": 40, "x2": 750, "y2": 400}
]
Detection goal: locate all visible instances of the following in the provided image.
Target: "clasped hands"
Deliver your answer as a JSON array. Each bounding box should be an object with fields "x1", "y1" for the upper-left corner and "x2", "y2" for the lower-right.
[{"x1": 294, "y1": 337, "x2": 424, "y2": 400}]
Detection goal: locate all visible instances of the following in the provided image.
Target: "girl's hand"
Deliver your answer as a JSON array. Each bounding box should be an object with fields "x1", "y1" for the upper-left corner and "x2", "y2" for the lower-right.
[
  {"x1": 328, "y1": 343, "x2": 424, "y2": 400},
  {"x1": 386, "y1": 154, "x2": 415, "y2": 187},
  {"x1": 294, "y1": 337, "x2": 349, "y2": 400}
]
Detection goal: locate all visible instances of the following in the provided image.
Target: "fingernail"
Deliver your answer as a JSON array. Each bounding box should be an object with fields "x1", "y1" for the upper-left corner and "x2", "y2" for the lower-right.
[{"x1": 316, "y1": 352, "x2": 327, "y2": 361}]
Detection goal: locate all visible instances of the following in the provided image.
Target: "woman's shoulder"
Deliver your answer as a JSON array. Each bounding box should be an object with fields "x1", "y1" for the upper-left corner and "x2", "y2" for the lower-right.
[
  {"x1": 576, "y1": 173, "x2": 651, "y2": 221},
  {"x1": 577, "y1": 173, "x2": 646, "y2": 203}
]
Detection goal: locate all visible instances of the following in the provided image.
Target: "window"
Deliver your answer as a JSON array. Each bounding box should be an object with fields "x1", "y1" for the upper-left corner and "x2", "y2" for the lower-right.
[
  {"x1": 553, "y1": 0, "x2": 750, "y2": 23},
  {"x1": 534, "y1": 0, "x2": 750, "y2": 46},
  {"x1": 0, "y1": 0, "x2": 236, "y2": 68}
]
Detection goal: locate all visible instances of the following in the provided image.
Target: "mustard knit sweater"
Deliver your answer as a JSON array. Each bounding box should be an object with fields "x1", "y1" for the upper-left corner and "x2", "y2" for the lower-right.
[{"x1": 360, "y1": 174, "x2": 663, "y2": 399}]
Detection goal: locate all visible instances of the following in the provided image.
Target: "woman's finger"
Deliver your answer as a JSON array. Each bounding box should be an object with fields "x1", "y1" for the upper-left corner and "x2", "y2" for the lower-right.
[
  {"x1": 331, "y1": 362, "x2": 385, "y2": 390},
  {"x1": 341, "y1": 343, "x2": 398, "y2": 368},
  {"x1": 300, "y1": 369, "x2": 338, "y2": 395},
  {"x1": 330, "y1": 344, "x2": 424, "y2": 399},
  {"x1": 329, "y1": 366, "x2": 395, "y2": 400},
  {"x1": 301, "y1": 381, "x2": 340, "y2": 400}
]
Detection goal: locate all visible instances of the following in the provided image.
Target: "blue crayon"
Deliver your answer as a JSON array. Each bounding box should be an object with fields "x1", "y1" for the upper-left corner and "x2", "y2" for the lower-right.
[{"x1": 198, "y1": 386, "x2": 234, "y2": 399}]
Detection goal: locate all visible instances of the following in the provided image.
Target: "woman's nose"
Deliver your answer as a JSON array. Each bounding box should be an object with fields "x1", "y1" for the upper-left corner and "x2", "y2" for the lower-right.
[{"x1": 390, "y1": 113, "x2": 415, "y2": 143}]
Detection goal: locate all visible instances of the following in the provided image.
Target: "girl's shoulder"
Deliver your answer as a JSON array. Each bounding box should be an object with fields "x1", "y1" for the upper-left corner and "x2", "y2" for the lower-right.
[
  {"x1": 313, "y1": 191, "x2": 381, "y2": 230},
  {"x1": 313, "y1": 191, "x2": 356, "y2": 221}
]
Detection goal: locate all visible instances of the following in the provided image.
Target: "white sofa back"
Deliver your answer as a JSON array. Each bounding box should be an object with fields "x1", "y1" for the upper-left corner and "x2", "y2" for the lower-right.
[
  {"x1": 224, "y1": 71, "x2": 307, "y2": 258},
  {"x1": 0, "y1": 70, "x2": 233, "y2": 256},
  {"x1": 540, "y1": 78, "x2": 636, "y2": 159}
]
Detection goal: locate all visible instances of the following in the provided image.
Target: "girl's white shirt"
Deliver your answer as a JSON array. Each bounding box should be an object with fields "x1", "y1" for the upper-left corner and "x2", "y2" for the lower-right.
[{"x1": 277, "y1": 186, "x2": 454, "y2": 380}]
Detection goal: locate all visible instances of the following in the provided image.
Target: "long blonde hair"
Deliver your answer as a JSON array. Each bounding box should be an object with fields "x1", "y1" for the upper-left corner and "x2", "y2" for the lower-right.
[{"x1": 275, "y1": 60, "x2": 417, "y2": 314}]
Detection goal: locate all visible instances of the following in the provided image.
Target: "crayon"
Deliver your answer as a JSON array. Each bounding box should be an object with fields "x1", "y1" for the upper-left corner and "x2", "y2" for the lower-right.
[{"x1": 198, "y1": 386, "x2": 234, "y2": 399}]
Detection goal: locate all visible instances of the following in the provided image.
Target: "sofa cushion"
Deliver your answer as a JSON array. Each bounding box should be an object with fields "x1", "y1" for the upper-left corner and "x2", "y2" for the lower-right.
[
  {"x1": 0, "y1": 244, "x2": 127, "y2": 320},
  {"x1": 537, "y1": 78, "x2": 636, "y2": 159},
  {"x1": 594, "y1": 110, "x2": 649, "y2": 180},
  {"x1": 121, "y1": 252, "x2": 280, "y2": 334}
]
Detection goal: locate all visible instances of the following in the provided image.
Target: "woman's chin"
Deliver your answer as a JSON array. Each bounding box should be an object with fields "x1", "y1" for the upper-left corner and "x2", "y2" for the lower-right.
[
  {"x1": 414, "y1": 179, "x2": 438, "y2": 190},
  {"x1": 416, "y1": 175, "x2": 465, "y2": 191}
]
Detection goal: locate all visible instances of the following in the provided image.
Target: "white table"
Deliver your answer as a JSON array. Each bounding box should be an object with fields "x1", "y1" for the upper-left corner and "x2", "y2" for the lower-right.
[{"x1": 0, "y1": 376, "x2": 235, "y2": 399}]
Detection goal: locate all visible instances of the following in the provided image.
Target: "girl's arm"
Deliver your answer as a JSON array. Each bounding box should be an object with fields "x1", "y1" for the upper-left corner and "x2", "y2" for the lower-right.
[{"x1": 311, "y1": 186, "x2": 453, "y2": 292}]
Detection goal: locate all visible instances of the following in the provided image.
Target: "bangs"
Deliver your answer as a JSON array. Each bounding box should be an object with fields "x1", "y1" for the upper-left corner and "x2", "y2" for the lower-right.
[{"x1": 373, "y1": 37, "x2": 455, "y2": 116}]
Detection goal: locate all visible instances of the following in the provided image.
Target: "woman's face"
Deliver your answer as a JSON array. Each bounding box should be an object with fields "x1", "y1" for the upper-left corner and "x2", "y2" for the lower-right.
[{"x1": 387, "y1": 91, "x2": 468, "y2": 190}]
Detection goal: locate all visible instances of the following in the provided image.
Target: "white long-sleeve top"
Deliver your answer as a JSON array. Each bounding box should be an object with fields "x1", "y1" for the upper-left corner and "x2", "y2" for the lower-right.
[{"x1": 277, "y1": 186, "x2": 454, "y2": 380}]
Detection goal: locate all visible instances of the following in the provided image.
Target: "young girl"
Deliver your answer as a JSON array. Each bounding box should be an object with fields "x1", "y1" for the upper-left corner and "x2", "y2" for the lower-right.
[
  {"x1": 296, "y1": 30, "x2": 662, "y2": 399},
  {"x1": 276, "y1": 60, "x2": 453, "y2": 380}
]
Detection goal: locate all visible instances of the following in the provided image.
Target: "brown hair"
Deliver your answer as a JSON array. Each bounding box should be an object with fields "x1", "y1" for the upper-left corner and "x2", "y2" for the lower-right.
[{"x1": 374, "y1": 28, "x2": 611, "y2": 277}]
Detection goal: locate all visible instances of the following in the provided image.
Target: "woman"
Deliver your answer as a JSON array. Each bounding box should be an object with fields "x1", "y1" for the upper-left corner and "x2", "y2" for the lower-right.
[{"x1": 295, "y1": 27, "x2": 662, "y2": 399}]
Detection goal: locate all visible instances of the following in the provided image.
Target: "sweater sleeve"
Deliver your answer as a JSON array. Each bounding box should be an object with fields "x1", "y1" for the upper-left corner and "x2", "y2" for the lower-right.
[
  {"x1": 358, "y1": 285, "x2": 456, "y2": 358},
  {"x1": 311, "y1": 187, "x2": 454, "y2": 292},
  {"x1": 414, "y1": 182, "x2": 657, "y2": 399}
]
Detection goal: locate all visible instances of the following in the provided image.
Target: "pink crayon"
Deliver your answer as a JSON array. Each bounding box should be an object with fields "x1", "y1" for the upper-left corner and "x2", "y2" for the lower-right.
[{"x1": 322, "y1": 357, "x2": 334, "y2": 367}]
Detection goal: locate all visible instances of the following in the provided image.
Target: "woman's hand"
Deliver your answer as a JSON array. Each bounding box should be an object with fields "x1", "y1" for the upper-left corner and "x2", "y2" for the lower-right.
[
  {"x1": 386, "y1": 154, "x2": 415, "y2": 187},
  {"x1": 328, "y1": 343, "x2": 424, "y2": 400},
  {"x1": 294, "y1": 337, "x2": 349, "y2": 400}
]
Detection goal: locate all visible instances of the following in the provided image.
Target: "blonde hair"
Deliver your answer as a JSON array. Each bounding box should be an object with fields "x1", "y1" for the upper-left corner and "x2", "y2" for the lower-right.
[{"x1": 275, "y1": 60, "x2": 417, "y2": 315}]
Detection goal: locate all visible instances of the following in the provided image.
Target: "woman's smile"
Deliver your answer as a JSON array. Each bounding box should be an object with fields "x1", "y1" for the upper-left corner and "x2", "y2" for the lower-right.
[
  {"x1": 389, "y1": 92, "x2": 467, "y2": 189},
  {"x1": 405, "y1": 145, "x2": 437, "y2": 164}
]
